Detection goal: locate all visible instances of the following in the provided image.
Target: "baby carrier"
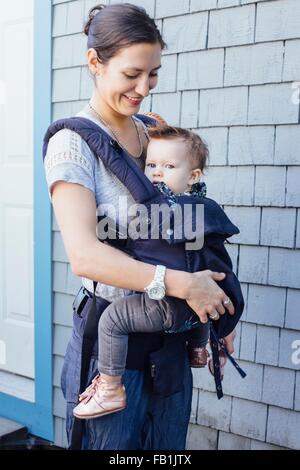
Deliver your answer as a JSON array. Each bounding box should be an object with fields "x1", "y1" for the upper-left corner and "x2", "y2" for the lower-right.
[{"x1": 43, "y1": 115, "x2": 246, "y2": 447}]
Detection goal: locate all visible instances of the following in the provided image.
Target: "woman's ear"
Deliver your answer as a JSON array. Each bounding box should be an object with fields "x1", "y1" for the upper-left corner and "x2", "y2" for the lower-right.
[
  {"x1": 188, "y1": 168, "x2": 202, "y2": 185},
  {"x1": 87, "y1": 48, "x2": 102, "y2": 76}
]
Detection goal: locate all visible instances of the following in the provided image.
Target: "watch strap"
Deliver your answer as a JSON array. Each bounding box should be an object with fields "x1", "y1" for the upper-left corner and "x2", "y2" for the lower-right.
[{"x1": 154, "y1": 265, "x2": 166, "y2": 284}]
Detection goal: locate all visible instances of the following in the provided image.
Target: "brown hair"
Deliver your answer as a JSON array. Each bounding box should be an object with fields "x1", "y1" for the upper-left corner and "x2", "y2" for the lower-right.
[
  {"x1": 84, "y1": 3, "x2": 167, "y2": 65},
  {"x1": 147, "y1": 125, "x2": 209, "y2": 171}
]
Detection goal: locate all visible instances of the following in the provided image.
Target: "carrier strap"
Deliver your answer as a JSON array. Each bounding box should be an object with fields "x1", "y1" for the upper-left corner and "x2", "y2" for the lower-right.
[
  {"x1": 70, "y1": 282, "x2": 110, "y2": 450},
  {"x1": 43, "y1": 115, "x2": 158, "y2": 204}
]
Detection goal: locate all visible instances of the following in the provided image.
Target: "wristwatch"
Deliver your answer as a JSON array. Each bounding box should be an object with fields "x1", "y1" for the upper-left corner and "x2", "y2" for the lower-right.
[{"x1": 144, "y1": 265, "x2": 166, "y2": 300}]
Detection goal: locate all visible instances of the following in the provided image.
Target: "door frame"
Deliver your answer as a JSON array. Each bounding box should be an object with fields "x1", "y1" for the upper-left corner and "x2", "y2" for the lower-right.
[{"x1": 0, "y1": 0, "x2": 53, "y2": 441}]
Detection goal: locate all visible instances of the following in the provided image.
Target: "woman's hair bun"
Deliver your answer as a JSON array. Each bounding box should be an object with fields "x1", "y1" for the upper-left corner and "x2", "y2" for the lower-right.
[{"x1": 84, "y1": 4, "x2": 106, "y2": 36}]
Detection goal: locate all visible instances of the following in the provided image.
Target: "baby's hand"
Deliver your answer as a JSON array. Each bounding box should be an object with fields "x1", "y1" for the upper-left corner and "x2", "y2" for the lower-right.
[
  {"x1": 223, "y1": 329, "x2": 236, "y2": 354},
  {"x1": 143, "y1": 112, "x2": 167, "y2": 127}
]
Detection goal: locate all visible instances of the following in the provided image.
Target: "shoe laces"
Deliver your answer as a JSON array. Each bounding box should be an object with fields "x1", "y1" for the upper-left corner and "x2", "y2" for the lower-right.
[
  {"x1": 78, "y1": 375, "x2": 121, "y2": 404},
  {"x1": 78, "y1": 374, "x2": 103, "y2": 404}
]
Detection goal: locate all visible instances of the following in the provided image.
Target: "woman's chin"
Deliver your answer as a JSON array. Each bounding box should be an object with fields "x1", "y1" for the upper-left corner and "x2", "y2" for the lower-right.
[{"x1": 120, "y1": 104, "x2": 140, "y2": 116}]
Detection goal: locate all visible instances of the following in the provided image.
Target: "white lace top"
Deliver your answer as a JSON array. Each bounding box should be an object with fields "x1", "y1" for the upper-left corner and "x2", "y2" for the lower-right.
[{"x1": 44, "y1": 104, "x2": 149, "y2": 300}]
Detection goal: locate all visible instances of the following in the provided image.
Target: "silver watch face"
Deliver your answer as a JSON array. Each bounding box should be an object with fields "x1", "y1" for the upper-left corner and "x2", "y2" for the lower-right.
[{"x1": 148, "y1": 285, "x2": 165, "y2": 300}]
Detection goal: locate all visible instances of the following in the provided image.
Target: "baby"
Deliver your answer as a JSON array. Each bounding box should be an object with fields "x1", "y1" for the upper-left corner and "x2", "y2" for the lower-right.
[{"x1": 73, "y1": 126, "x2": 222, "y2": 420}]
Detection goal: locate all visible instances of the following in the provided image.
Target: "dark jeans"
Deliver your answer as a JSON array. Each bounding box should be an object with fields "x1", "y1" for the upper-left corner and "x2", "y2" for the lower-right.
[{"x1": 61, "y1": 297, "x2": 193, "y2": 450}]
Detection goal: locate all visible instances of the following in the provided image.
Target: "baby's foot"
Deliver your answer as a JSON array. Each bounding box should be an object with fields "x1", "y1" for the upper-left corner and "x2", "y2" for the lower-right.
[
  {"x1": 73, "y1": 375, "x2": 126, "y2": 420},
  {"x1": 188, "y1": 346, "x2": 209, "y2": 368}
]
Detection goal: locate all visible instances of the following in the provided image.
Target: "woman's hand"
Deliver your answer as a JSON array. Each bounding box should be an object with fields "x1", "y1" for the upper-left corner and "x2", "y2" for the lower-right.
[{"x1": 184, "y1": 270, "x2": 235, "y2": 324}]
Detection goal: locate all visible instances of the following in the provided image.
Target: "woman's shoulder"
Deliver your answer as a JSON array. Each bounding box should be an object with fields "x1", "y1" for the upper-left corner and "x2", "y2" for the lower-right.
[
  {"x1": 46, "y1": 105, "x2": 101, "y2": 161},
  {"x1": 44, "y1": 125, "x2": 98, "y2": 200},
  {"x1": 45, "y1": 126, "x2": 96, "y2": 171},
  {"x1": 47, "y1": 127, "x2": 79, "y2": 152}
]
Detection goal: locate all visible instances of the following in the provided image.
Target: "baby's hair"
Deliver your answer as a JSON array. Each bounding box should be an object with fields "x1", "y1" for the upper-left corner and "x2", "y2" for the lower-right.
[{"x1": 147, "y1": 125, "x2": 209, "y2": 171}]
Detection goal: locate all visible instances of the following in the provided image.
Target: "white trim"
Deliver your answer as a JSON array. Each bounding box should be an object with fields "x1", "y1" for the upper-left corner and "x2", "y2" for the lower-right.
[{"x1": 0, "y1": 370, "x2": 34, "y2": 403}]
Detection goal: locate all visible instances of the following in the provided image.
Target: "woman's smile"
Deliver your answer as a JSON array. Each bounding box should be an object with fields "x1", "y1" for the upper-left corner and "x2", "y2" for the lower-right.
[{"x1": 123, "y1": 94, "x2": 143, "y2": 106}]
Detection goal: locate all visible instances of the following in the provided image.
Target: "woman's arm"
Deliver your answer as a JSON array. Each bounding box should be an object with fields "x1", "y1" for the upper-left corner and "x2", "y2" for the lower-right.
[
  {"x1": 52, "y1": 181, "x2": 234, "y2": 323},
  {"x1": 52, "y1": 181, "x2": 156, "y2": 289}
]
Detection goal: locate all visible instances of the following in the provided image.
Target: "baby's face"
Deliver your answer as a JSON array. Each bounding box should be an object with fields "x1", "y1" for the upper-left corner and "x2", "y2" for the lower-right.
[{"x1": 145, "y1": 138, "x2": 200, "y2": 194}]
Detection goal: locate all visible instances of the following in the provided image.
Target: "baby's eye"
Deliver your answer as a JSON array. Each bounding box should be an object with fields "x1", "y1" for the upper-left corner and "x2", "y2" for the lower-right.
[
  {"x1": 146, "y1": 163, "x2": 156, "y2": 168},
  {"x1": 165, "y1": 164, "x2": 175, "y2": 169}
]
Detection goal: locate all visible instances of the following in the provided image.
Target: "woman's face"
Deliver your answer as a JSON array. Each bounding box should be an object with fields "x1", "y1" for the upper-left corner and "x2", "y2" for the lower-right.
[{"x1": 91, "y1": 42, "x2": 162, "y2": 117}]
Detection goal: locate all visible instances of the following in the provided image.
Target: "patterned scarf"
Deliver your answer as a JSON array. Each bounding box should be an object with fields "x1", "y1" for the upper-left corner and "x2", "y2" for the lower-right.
[{"x1": 154, "y1": 181, "x2": 207, "y2": 204}]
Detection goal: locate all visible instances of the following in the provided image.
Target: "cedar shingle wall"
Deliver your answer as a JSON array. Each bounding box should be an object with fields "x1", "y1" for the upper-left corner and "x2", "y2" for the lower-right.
[{"x1": 51, "y1": 0, "x2": 300, "y2": 449}]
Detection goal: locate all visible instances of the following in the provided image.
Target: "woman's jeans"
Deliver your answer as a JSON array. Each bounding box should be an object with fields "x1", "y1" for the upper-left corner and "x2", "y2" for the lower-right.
[{"x1": 61, "y1": 296, "x2": 193, "y2": 450}]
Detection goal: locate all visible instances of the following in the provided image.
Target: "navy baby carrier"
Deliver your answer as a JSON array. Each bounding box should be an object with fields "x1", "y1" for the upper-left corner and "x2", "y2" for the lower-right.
[{"x1": 43, "y1": 114, "x2": 246, "y2": 447}]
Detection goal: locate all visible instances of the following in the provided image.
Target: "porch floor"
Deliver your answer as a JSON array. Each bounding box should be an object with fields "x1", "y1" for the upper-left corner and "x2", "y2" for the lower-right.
[{"x1": 0, "y1": 416, "x2": 27, "y2": 448}]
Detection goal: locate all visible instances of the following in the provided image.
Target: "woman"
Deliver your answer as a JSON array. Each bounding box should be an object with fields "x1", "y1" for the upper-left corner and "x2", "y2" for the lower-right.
[{"x1": 44, "y1": 3, "x2": 235, "y2": 450}]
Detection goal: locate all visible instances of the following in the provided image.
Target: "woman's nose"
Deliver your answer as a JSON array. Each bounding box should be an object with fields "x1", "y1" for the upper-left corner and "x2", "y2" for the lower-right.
[{"x1": 135, "y1": 78, "x2": 150, "y2": 97}]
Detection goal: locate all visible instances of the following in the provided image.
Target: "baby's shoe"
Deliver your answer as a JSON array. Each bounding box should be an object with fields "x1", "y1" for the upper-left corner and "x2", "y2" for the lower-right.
[
  {"x1": 188, "y1": 346, "x2": 209, "y2": 368},
  {"x1": 73, "y1": 375, "x2": 126, "y2": 420}
]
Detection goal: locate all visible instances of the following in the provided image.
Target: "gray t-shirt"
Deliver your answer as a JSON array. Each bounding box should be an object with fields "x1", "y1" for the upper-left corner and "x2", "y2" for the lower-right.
[{"x1": 44, "y1": 104, "x2": 150, "y2": 299}]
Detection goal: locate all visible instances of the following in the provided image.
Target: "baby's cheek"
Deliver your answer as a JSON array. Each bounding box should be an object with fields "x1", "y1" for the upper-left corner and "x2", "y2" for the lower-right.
[{"x1": 144, "y1": 168, "x2": 152, "y2": 180}]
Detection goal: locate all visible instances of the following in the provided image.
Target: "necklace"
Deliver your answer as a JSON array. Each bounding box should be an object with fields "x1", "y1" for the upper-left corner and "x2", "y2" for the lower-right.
[{"x1": 88, "y1": 103, "x2": 143, "y2": 158}]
